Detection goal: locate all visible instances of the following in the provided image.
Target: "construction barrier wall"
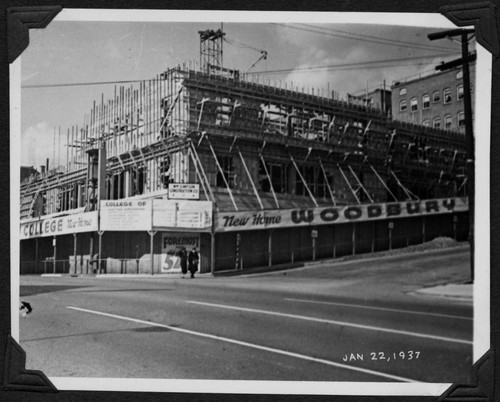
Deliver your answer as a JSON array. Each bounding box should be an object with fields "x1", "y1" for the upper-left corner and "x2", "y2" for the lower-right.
[
  {"x1": 20, "y1": 213, "x2": 468, "y2": 275},
  {"x1": 20, "y1": 231, "x2": 213, "y2": 275},
  {"x1": 213, "y1": 212, "x2": 469, "y2": 272}
]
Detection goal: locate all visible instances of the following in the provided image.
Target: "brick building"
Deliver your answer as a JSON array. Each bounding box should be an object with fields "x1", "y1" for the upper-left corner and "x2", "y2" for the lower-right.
[{"x1": 391, "y1": 64, "x2": 476, "y2": 132}]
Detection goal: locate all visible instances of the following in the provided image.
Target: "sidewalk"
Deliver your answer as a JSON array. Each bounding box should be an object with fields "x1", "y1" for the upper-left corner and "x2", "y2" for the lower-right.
[
  {"x1": 413, "y1": 283, "x2": 473, "y2": 301},
  {"x1": 93, "y1": 273, "x2": 213, "y2": 279}
]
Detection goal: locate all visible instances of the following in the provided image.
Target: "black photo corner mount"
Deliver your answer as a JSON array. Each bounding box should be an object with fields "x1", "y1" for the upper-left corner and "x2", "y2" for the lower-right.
[
  {"x1": 3, "y1": 335, "x2": 57, "y2": 393},
  {"x1": 438, "y1": 351, "x2": 493, "y2": 402},
  {"x1": 7, "y1": 5, "x2": 62, "y2": 64},
  {"x1": 438, "y1": 1, "x2": 498, "y2": 402},
  {"x1": 3, "y1": 1, "x2": 497, "y2": 401},
  {"x1": 442, "y1": 2, "x2": 499, "y2": 57},
  {"x1": 5, "y1": 4, "x2": 62, "y2": 394}
]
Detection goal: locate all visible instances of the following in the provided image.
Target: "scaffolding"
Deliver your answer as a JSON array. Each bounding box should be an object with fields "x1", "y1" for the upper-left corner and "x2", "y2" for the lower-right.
[{"x1": 20, "y1": 65, "x2": 468, "y2": 219}]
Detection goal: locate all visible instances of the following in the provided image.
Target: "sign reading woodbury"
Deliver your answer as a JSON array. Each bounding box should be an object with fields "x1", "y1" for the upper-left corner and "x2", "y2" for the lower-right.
[{"x1": 215, "y1": 197, "x2": 468, "y2": 233}]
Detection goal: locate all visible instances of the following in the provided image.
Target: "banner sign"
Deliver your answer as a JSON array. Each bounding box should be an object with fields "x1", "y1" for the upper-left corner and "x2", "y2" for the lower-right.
[
  {"x1": 215, "y1": 197, "x2": 468, "y2": 233},
  {"x1": 153, "y1": 201, "x2": 177, "y2": 227},
  {"x1": 153, "y1": 200, "x2": 212, "y2": 230},
  {"x1": 20, "y1": 211, "x2": 98, "y2": 239},
  {"x1": 161, "y1": 232, "x2": 200, "y2": 272},
  {"x1": 100, "y1": 200, "x2": 152, "y2": 231},
  {"x1": 168, "y1": 183, "x2": 200, "y2": 200}
]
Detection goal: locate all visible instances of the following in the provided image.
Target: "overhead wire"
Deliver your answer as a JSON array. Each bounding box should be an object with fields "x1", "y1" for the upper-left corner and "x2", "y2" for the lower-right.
[
  {"x1": 271, "y1": 23, "x2": 461, "y2": 53},
  {"x1": 224, "y1": 37, "x2": 266, "y2": 54},
  {"x1": 251, "y1": 53, "x2": 459, "y2": 75},
  {"x1": 253, "y1": 62, "x2": 436, "y2": 77},
  {"x1": 294, "y1": 23, "x2": 463, "y2": 52},
  {"x1": 22, "y1": 52, "x2": 458, "y2": 89},
  {"x1": 22, "y1": 35, "x2": 460, "y2": 89},
  {"x1": 22, "y1": 79, "x2": 144, "y2": 89}
]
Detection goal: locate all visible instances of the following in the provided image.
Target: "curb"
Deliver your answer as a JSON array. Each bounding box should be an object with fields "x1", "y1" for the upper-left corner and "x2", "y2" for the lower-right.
[
  {"x1": 303, "y1": 243, "x2": 469, "y2": 268},
  {"x1": 409, "y1": 284, "x2": 473, "y2": 301}
]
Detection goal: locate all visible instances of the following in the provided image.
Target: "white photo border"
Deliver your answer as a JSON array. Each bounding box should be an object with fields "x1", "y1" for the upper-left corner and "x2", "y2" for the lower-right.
[{"x1": 10, "y1": 8, "x2": 491, "y2": 396}]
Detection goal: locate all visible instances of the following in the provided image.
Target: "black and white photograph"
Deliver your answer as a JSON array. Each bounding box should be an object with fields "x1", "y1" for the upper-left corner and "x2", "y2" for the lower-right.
[{"x1": 7, "y1": 7, "x2": 493, "y2": 398}]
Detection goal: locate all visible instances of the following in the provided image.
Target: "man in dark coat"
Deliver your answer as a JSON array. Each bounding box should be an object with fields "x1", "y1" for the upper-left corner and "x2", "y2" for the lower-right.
[
  {"x1": 179, "y1": 247, "x2": 188, "y2": 277},
  {"x1": 188, "y1": 247, "x2": 199, "y2": 278}
]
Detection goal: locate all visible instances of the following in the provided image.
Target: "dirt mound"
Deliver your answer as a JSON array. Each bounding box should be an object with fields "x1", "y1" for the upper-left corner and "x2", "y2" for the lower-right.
[
  {"x1": 404, "y1": 237, "x2": 460, "y2": 253},
  {"x1": 339, "y1": 237, "x2": 465, "y2": 263}
]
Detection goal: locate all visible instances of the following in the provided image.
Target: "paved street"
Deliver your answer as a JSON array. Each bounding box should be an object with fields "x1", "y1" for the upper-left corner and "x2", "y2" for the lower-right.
[{"x1": 19, "y1": 246, "x2": 473, "y2": 384}]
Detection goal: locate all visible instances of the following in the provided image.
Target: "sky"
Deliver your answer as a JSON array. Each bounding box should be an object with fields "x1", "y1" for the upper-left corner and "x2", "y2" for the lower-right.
[{"x1": 19, "y1": 13, "x2": 468, "y2": 169}]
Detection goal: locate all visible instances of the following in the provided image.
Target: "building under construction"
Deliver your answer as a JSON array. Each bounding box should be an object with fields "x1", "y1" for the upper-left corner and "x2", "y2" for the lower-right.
[{"x1": 19, "y1": 29, "x2": 469, "y2": 275}]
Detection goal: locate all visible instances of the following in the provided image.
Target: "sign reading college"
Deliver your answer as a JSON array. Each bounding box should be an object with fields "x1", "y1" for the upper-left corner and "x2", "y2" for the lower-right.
[
  {"x1": 20, "y1": 211, "x2": 99, "y2": 239},
  {"x1": 100, "y1": 200, "x2": 152, "y2": 231}
]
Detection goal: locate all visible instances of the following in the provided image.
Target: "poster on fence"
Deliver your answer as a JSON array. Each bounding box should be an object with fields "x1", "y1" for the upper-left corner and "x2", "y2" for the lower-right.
[{"x1": 161, "y1": 232, "x2": 201, "y2": 273}]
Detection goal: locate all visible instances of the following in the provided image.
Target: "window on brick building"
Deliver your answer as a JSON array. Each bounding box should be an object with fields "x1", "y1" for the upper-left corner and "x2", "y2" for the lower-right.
[
  {"x1": 399, "y1": 88, "x2": 407, "y2": 96},
  {"x1": 399, "y1": 100, "x2": 407, "y2": 112},
  {"x1": 433, "y1": 117, "x2": 441, "y2": 129},
  {"x1": 423, "y1": 120, "x2": 430, "y2": 127},
  {"x1": 443, "y1": 88, "x2": 452, "y2": 104},
  {"x1": 433, "y1": 91, "x2": 441, "y2": 103},
  {"x1": 456, "y1": 70, "x2": 463, "y2": 79},
  {"x1": 422, "y1": 94, "x2": 430, "y2": 109},
  {"x1": 444, "y1": 115, "x2": 453, "y2": 130},
  {"x1": 457, "y1": 85, "x2": 464, "y2": 100},
  {"x1": 410, "y1": 98, "x2": 418, "y2": 112},
  {"x1": 458, "y1": 112, "x2": 465, "y2": 128}
]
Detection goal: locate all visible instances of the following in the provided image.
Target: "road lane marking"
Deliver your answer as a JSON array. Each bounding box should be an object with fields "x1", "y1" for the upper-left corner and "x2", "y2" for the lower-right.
[
  {"x1": 66, "y1": 305, "x2": 417, "y2": 383},
  {"x1": 186, "y1": 301, "x2": 472, "y2": 345},
  {"x1": 284, "y1": 298, "x2": 472, "y2": 321}
]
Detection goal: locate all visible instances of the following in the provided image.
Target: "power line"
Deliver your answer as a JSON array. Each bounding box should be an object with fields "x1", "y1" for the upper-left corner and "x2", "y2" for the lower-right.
[
  {"x1": 272, "y1": 23, "x2": 460, "y2": 53},
  {"x1": 22, "y1": 79, "x2": 144, "y2": 89},
  {"x1": 252, "y1": 54, "x2": 458, "y2": 75},
  {"x1": 21, "y1": 54, "x2": 458, "y2": 89},
  {"x1": 224, "y1": 38, "x2": 266, "y2": 54},
  {"x1": 295, "y1": 23, "x2": 462, "y2": 52},
  {"x1": 253, "y1": 62, "x2": 434, "y2": 77},
  {"x1": 276, "y1": 23, "x2": 458, "y2": 53}
]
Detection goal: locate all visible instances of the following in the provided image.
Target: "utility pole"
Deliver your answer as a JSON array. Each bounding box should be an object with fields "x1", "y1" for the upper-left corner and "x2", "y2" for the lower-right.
[{"x1": 428, "y1": 28, "x2": 475, "y2": 283}]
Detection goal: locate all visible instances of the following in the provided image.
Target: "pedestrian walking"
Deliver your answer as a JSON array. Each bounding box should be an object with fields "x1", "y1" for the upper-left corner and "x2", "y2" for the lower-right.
[
  {"x1": 179, "y1": 247, "x2": 188, "y2": 277},
  {"x1": 188, "y1": 247, "x2": 199, "y2": 278}
]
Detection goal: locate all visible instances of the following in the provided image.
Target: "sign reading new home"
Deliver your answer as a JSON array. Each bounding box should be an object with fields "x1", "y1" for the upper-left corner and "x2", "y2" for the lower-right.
[
  {"x1": 215, "y1": 197, "x2": 468, "y2": 232},
  {"x1": 168, "y1": 183, "x2": 200, "y2": 200}
]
